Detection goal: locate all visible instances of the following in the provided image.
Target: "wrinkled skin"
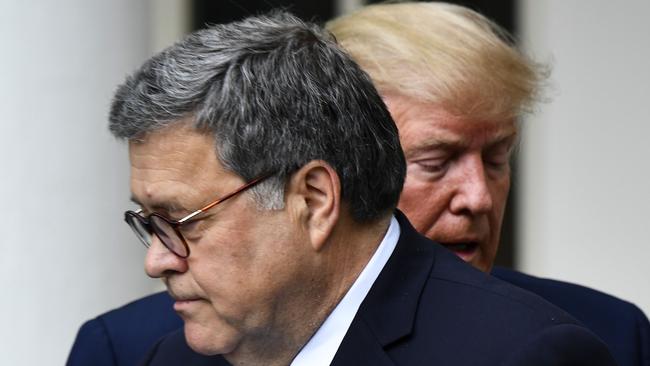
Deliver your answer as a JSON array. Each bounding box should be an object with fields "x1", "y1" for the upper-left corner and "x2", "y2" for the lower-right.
[{"x1": 385, "y1": 94, "x2": 517, "y2": 272}]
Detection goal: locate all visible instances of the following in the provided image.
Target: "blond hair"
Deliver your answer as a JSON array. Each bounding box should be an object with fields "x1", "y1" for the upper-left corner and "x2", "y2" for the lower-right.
[{"x1": 326, "y1": 2, "x2": 547, "y2": 121}]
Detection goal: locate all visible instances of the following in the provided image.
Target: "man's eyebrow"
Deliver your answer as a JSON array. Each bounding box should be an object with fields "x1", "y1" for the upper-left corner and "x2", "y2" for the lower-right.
[
  {"x1": 405, "y1": 138, "x2": 463, "y2": 157},
  {"x1": 405, "y1": 129, "x2": 518, "y2": 157},
  {"x1": 485, "y1": 131, "x2": 519, "y2": 150},
  {"x1": 129, "y1": 196, "x2": 188, "y2": 214}
]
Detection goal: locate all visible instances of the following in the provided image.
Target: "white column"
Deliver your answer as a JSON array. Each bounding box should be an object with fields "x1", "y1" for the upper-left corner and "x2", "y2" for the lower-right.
[
  {"x1": 0, "y1": 1, "x2": 162, "y2": 365},
  {"x1": 518, "y1": 0, "x2": 650, "y2": 315}
]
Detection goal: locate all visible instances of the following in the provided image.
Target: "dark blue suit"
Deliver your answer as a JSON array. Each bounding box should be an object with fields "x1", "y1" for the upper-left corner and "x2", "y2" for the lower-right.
[
  {"x1": 492, "y1": 267, "x2": 650, "y2": 366},
  {"x1": 134, "y1": 213, "x2": 614, "y2": 365},
  {"x1": 70, "y1": 273, "x2": 649, "y2": 366},
  {"x1": 68, "y1": 282, "x2": 649, "y2": 365},
  {"x1": 67, "y1": 292, "x2": 182, "y2": 366}
]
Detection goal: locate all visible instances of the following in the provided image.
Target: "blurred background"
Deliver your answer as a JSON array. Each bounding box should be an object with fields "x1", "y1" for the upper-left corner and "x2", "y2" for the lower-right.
[{"x1": 1, "y1": 0, "x2": 648, "y2": 364}]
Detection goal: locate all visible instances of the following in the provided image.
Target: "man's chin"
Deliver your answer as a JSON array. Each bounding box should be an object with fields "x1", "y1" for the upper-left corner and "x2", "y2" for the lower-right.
[
  {"x1": 471, "y1": 259, "x2": 492, "y2": 273},
  {"x1": 464, "y1": 252, "x2": 492, "y2": 273},
  {"x1": 184, "y1": 321, "x2": 239, "y2": 356}
]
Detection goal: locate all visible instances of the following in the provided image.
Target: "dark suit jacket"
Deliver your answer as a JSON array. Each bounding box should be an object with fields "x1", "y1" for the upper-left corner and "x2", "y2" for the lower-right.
[
  {"x1": 492, "y1": 267, "x2": 650, "y2": 366},
  {"x1": 67, "y1": 291, "x2": 182, "y2": 366},
  {"x1": 67, "y1": 215, "x2": 649, "y2": 365},
  {"x1": 136, "y1": 212, "x2": 615, "y2": 365}
]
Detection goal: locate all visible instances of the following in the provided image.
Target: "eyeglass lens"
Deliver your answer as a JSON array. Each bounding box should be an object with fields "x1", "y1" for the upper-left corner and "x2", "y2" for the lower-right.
[
  {"x1": 125, "y1": 213, "x2": 188, "y2": 258},
  {"x1": 125, "y1": 213, "x2": 152, "y2": 248},
  {"x1": 150, "y1": 215, "x2": 189, "y2": 257}
]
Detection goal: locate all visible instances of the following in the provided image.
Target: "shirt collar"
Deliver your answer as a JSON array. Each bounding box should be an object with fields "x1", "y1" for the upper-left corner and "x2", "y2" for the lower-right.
[{"x1": 290, "y1": 215, "x2": 400, "y2": 366}]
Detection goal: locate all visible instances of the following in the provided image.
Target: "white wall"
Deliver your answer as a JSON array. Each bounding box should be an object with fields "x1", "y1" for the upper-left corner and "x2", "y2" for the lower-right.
[
  {"x1": 518, "y1": 0, "x2": 650, "y2": 315},
  {"x1": 0, "y1": 1, "x2": 159, "y2": 365}
]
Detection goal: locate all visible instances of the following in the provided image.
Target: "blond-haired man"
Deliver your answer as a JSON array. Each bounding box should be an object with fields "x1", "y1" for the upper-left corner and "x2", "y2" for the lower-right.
[{"x1": 327, "y1": 3, "x2": 649, "y2": 366}]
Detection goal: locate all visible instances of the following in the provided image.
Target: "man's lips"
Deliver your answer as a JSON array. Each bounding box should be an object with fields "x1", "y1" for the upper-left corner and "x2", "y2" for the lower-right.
[
  {"x1": 172, "y1": 297, "x2": 203, "y2": 312},
  {"x1": 441, "y1": 242, "x2": 478, "y2": 253},
  {"x1": 440, "y1": 242, "x2": 479, "y2": 262},
  {"x1": 170, "y1": 291, "x2": 203, "y2": 302},
  {"x1": 174, "y1": 297, "x2": 202, "y2": 302},
  {"x1": 168, "y1": 288, "x2": 203, "y2": 308}
]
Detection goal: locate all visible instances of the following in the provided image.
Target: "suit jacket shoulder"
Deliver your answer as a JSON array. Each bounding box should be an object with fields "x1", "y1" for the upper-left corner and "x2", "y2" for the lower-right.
[
  {"x1": 331, "y1": 211, "x2": 616, "y2": 365},
  {"x1": 493, "y1": 266, "x2": 650, "y2": 366},
  {"x1": 67, "y1": 316, "x2": 118, "y2": 366},
  {"x1": 138, "y1": 212, "x2": 617, "y2": 365},
  {"x1": 67, "y1": 292, "x2": 182, "y2": 366}
]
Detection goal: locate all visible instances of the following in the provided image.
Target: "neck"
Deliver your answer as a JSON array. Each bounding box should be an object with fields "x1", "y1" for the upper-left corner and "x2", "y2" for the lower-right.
[
  {"x1": 225, "y1": 213, "x2": 393, "y2": 366},
  {"x1": 318, "y1": 213, "x2": 392, "y2": 311}
]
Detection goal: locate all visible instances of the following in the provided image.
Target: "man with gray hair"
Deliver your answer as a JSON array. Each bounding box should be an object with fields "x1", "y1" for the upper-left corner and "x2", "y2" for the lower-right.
[{"x1": 104, "y1": 11, "x2": 613, "y2": 365}]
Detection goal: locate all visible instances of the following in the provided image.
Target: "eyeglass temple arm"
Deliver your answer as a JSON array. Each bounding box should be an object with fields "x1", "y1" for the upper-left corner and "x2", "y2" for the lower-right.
[{"x1": 178, "y1": 174, "x2": 273, "y2": 223}]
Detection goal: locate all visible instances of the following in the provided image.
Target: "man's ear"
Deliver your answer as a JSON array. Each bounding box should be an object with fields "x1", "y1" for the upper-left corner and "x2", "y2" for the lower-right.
[{"x1": 286, "y1": 160, "x2": 340, "y2": 251}]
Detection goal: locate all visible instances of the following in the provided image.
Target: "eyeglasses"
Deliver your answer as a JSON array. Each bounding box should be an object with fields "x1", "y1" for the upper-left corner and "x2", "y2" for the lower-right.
[{"x1": 124, "y1": 174, "x2": 272, "y2": 258}]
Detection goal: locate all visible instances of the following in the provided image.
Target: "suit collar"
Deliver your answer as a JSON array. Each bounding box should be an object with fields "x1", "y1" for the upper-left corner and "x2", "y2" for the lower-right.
[{"x1": 332, "y1": 210, "x2": 438, "y2": 365}]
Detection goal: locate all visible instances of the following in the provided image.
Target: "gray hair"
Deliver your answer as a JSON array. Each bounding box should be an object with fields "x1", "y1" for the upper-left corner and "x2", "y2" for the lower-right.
[{"x1": 109, "y1": 12, "x2": 406, "y2": 222}]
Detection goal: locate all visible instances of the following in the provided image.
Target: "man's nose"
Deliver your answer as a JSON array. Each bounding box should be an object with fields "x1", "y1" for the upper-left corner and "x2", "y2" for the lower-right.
[
  {"x1": 144, "y1": 235, "x2": 188, "y2": 278},
  {"x1": 449, "y1": 155, "x2": 493, "y2": 215}
]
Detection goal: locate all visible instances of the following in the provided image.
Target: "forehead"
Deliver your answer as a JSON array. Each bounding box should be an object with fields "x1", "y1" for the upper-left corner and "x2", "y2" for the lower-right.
[
  {"x1": 130, "y1": 123, "x2": 215, "y2": 159},
  {"x1": 384, "y1": 94, "x2": 517, "y2": 154},
  {"x1": 128, "y1": 124, "x2": 225, "y2": 209}
]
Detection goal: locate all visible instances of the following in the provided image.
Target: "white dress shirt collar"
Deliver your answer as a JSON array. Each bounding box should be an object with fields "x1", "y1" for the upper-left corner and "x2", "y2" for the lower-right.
[{"x1": 290, "y1": 215, "x2": 400, "y2": 366}]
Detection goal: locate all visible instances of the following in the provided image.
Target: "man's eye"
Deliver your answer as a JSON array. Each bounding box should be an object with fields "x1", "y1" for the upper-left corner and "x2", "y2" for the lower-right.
[
  {"x1": 418, "y1": 160, "x2": 447, "y2": 172},
  {"x1": 484, "y1": 154, "x2": 511, "y2": 174},
  {"x1": 486, "y1": 157, "x2": 508, "y2": 167},
  {"x1": 485, "y1": 142, "x2": 515, "y2": 171},
  {"x1": 410, "y1": 158, "x2": 449, "y2": 178}
]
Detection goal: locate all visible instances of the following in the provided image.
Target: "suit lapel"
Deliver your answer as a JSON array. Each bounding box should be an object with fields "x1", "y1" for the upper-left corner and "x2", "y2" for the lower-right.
[
  {"x1": 332, "y1": 210, "x2": 438, "y2": 364},
  {"x1": 330, "y1": 318, "x2": 396, "y2": 366}
]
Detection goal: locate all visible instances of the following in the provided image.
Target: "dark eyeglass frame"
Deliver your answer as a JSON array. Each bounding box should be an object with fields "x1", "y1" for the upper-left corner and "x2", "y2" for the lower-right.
[{"x1": 124, "y1": 173, "x2": 273, "y2": 258}]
